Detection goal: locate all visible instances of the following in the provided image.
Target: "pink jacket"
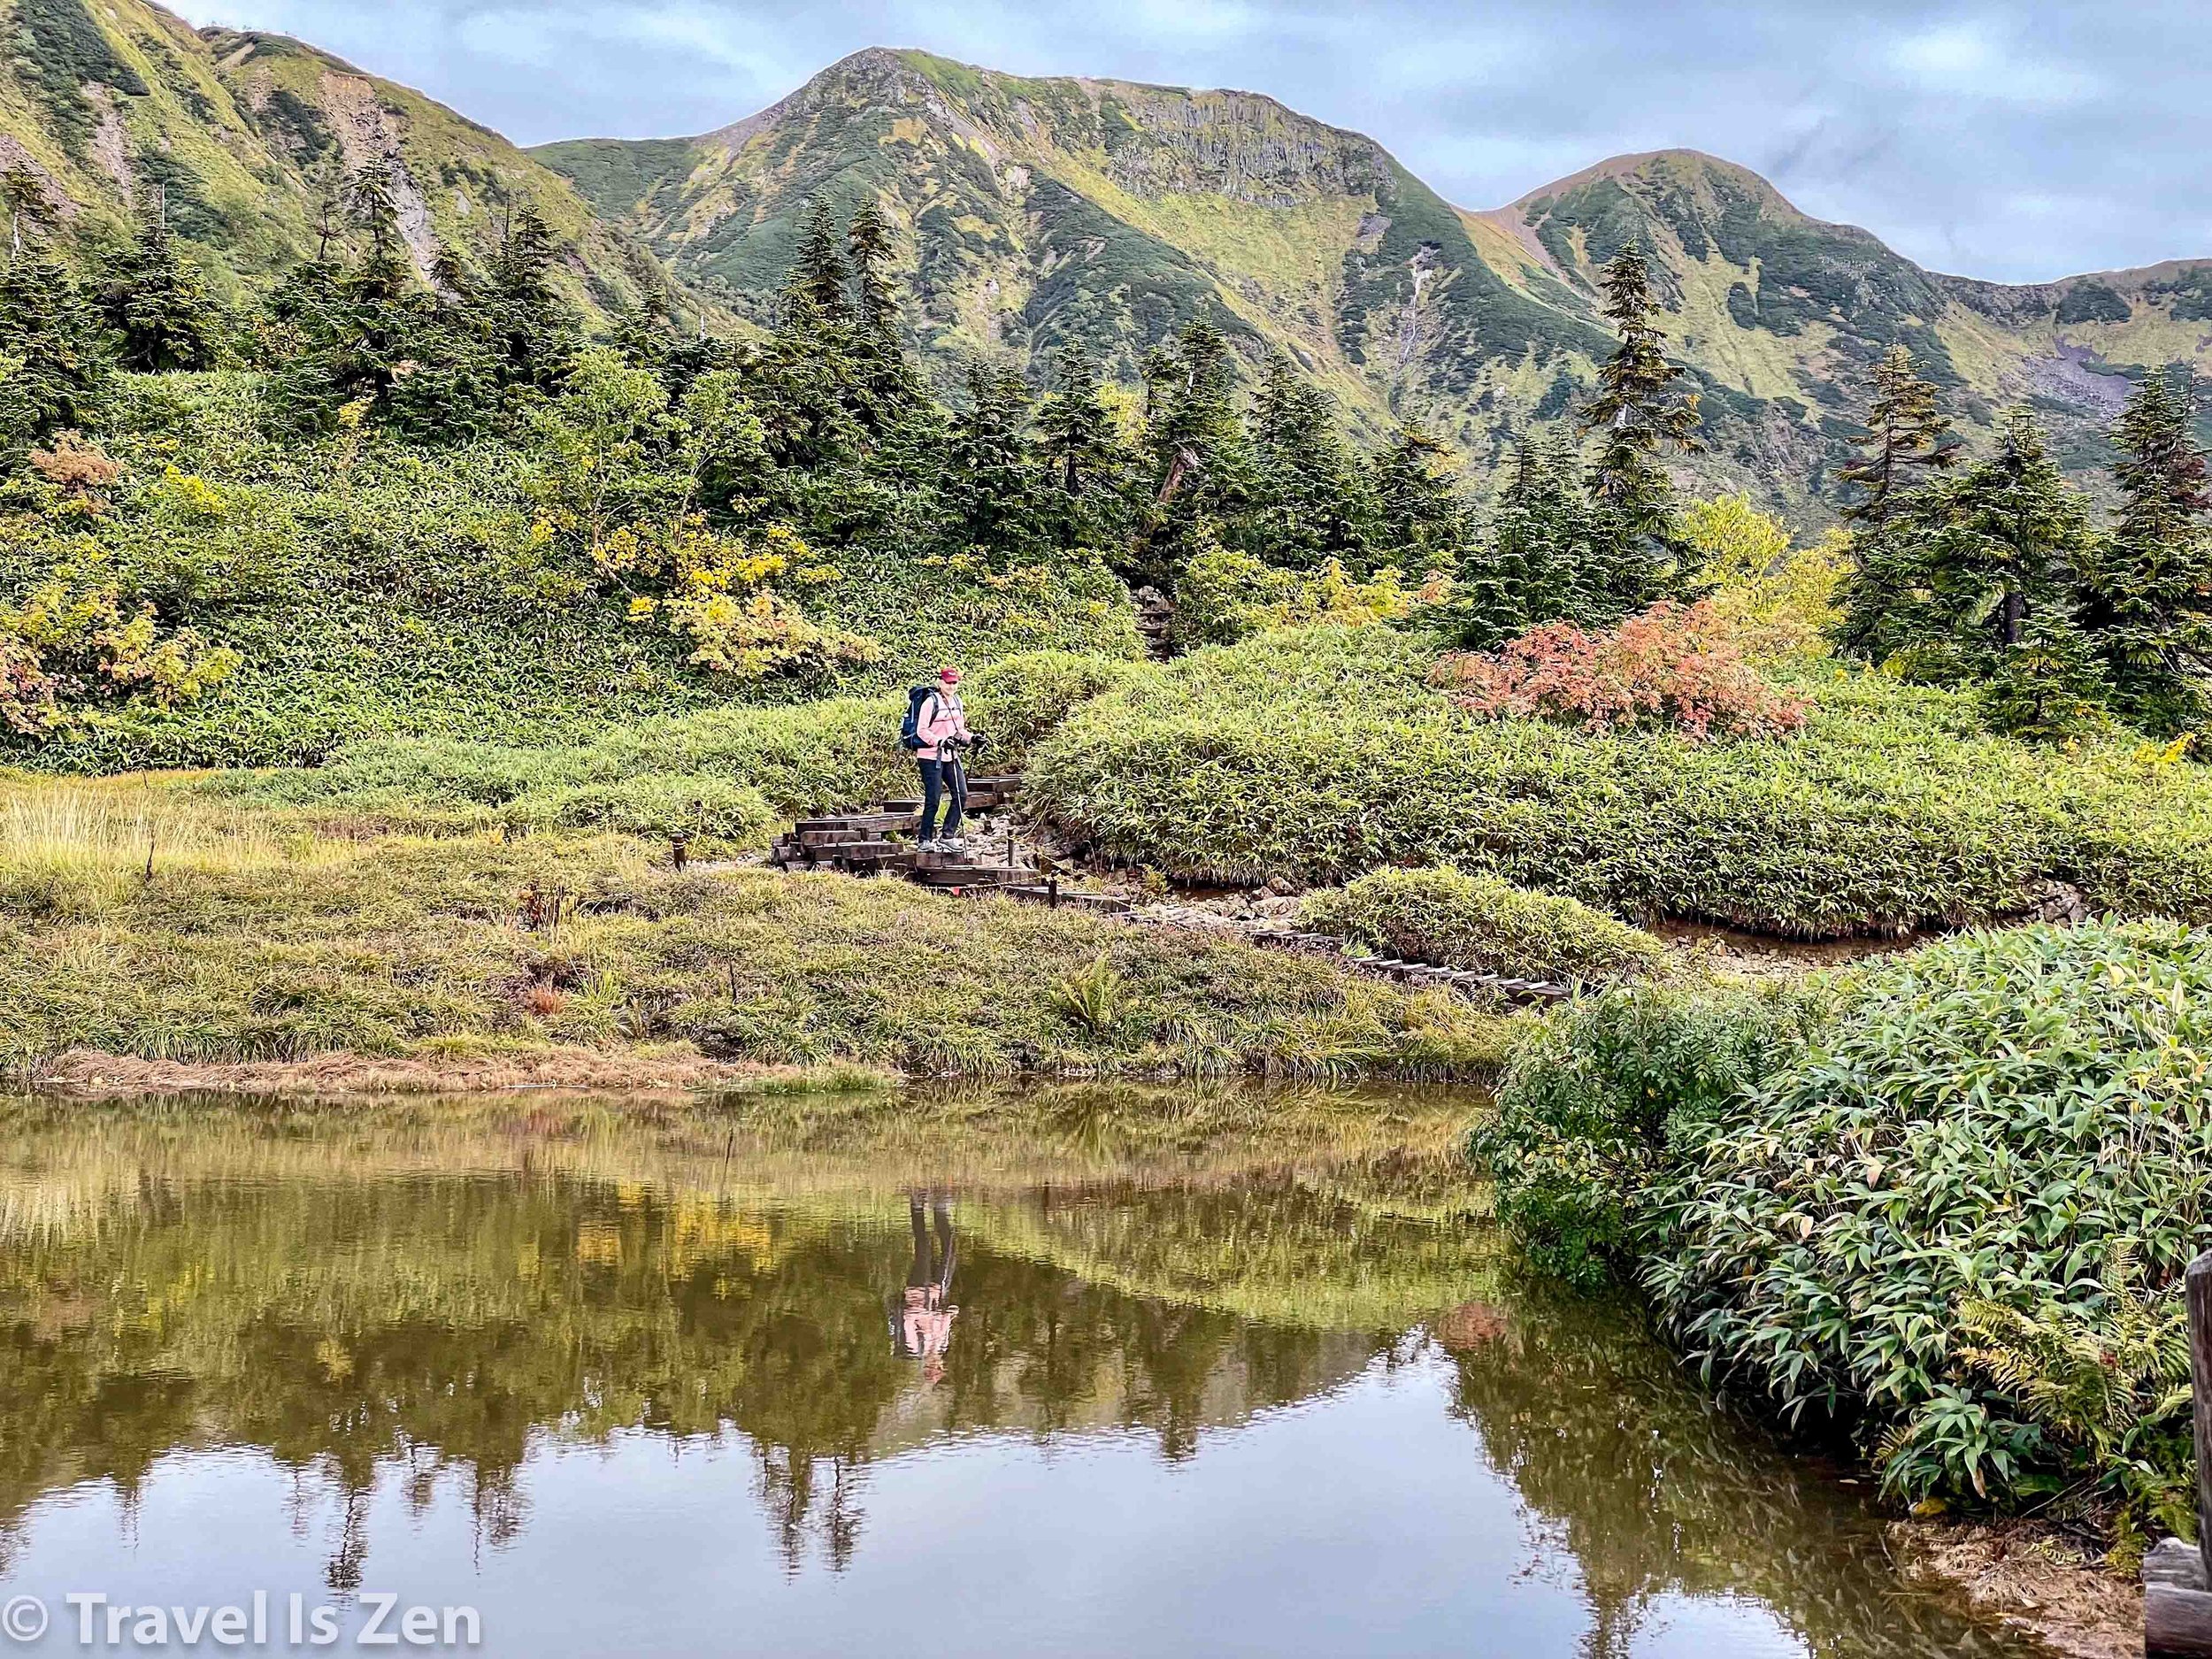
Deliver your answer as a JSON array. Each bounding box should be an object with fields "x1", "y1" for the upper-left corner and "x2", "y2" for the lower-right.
[{"x1": 916, "y1": 688, "x2": 970, "y2": 761}]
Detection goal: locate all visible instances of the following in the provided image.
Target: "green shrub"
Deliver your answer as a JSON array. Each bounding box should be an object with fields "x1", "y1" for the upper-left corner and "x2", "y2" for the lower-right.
[
  {"x1": 1027, "y1": 625, "x2": 2212, "y2": 939},
  {"x1": 1471, "y1": 979, "x2": 1831, "y2": 1286},
  {"x1": 1642, "y1": 921, "x2": 2212, "y2": 1524},
  {"x1": 214, "y1": 695, "x2": 904, "y2": 826},
  {"x1": 1302, "y1": 865, "x2": 1666, "y2": 982},
  {"x1": 216, "y1": 650, "x2": 1139, "y2": 839},
  {"x1": 960, "y1": 650, "x2": 1135, "y2": 772},
  {"x1": 5, "y1": 373, "x2": 1141, "y2": 773}
]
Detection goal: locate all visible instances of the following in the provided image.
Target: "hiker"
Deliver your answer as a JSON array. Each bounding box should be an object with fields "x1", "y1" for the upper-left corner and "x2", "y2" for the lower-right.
[{"x1": 906, "y1": 665, "x2": 978, "y2": 852}]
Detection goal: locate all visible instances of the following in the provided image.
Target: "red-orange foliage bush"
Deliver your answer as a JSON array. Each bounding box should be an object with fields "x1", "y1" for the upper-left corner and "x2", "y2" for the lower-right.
[{"x1": 1432, "y1": 599, "x2": 1809, "y2": 740}]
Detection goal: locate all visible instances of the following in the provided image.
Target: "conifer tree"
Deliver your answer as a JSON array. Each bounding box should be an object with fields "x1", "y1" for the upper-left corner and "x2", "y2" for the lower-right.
[
  {"x1": 941, "y1": 360, "x2": 1049, "y2": 566},
  {"x1": 845, "y1": 202, "x2": 898, "y2": 342},
  {"x1": 1133, "y1": 319, "x2": 1253, "y2": 588},
  {"x1": 841, "y1": 203, "x2": 917, "y2": 428},
  {"x1": 99, "y1": 194, "x2": 220, "y2": 372},
  {"x1": 1579, "y1": 242, "x2": 1701, "y2": 596},
  {"x1": 429, "y1": 243, "x2": 477, "y2": 303},
  {"x1": 1837, "y1": 407, "x2": 2101, "y2": 690},
  {"x1": 1443, "y1": 428, "x2": 1602, "y2": 646},
  {"x1": 345, "y1": 156, "x2": 406, "y2": 267},
  {"x1": 1980, "y1": 603, "x2": 2112, "y2": 739},
  {"x1": 2080, "y1": 368, "x2": 2212, "y2": 728},
  {"x1": 1838, "y1": 344, "x2": 1957, "y2": 526},
  {"x1": 787, "y1": 199, "x2": 851, "y2": 325},
  {"x1": 747, "y1": 292, "x2": 864, "y2": 473},
  {"x1": 0, "y1": 256, "x2": 111, "y2": 447},
  {"x1": 1368, "y1": 424, "x2": 1463, "y2": 568},
  {"x1": 482, "y1": 204, "x2": 579, "y2": 395},
  {"x1": 1033, "y1": 344, "x2": 1135, "y2": 553},
  {"x1": 1247, "y1": 354, "x2": 1370, "y2": 571}
]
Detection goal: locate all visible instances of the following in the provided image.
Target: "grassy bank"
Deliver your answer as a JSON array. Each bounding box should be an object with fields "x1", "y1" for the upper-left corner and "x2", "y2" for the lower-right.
[
  {"x1": 1473, "y1": 919, "x2": 2212, "y2": 1555},
  {"x1": 1026, "y1": 626, "x2": 2212, "y2": 939},
  {"x1": 0, "y1": 773, "x2": 1512, "y2": 1087}
]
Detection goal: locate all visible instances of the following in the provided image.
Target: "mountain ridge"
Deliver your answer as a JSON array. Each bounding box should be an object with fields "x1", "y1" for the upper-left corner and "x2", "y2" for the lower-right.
[
  {"x1": 534, "y1": 49, "x2": 2212, "y2": 512},
  {"x1": 6, "y1": 10, "x2": 2205, "y2": 516},
  {"x1": 0, "y1": 0, "x2": 667, "y2": 314}
]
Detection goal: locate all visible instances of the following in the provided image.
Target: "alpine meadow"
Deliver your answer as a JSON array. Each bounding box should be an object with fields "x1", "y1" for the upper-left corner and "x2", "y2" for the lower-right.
[{"x1": 4, "y1": 2, "x2": 2212, "y2": 1652}]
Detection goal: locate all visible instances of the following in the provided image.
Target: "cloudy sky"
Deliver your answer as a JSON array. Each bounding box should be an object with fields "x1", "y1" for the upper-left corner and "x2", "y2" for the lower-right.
[{"x1": 172, "y1": 0, "x2": 2201, "y2": 284}]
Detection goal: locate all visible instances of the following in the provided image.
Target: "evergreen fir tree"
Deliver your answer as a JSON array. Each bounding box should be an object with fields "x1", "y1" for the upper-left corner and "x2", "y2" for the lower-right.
[
  {"x1": 1837, "y1": 407, "x2": 2101, "y2": 683},
  {"x1": 1134, "y1": 318, "x2": 1253, "y2": 588},
  {"x1": 481, "y1": 204, "x2": 579, "y2": 396},
  {"x1": 840, "y1": 203, "x2": 916, "y2": 429},
  {"x1": 1033, "y1": 344, "x2": 1135, "y2": 554},
  {"x1": 787, "y1": 199, "x2": 851, "y2": 326},
  {"x1": 1579, "y1": 242, "x2": 1702, "y2": 599},
  {"x1": 98, "y1": 193, "x2": 220, "y2": 372},
  {"x1": 941, "y1": 360, "x2": 1050, "y2": 566},
  {"x1": 747, "y1": 292, "x2": 864, "y2": 474},
  {"x1": 345, "y1": 156, "x2": 405, "y2": 263},
  {"x1": 845, "y1": 202, "x2": 898, "y2": 342},
  {"x1": 1443, "y1": 428, "x2": 1603, "y2": 646},
  {"x1": 0, "y1": 256, "x2": 111, "y2": 447},
  {"x1": 1981, "y1": 603, "x2": 2112, "y2": 740},
  {"x1": 2080, "y1": 368, "x2": 2212, "y2": 729},
  {"x1": 1246, "y1": 354, "x2": 1370, "y2": 571},
  {"x1": 1368, "y1": 423, "x2": 1463, "y2": 568},
  {"x1": 429, "y1": 243, "x2": 477, "y2": 303},
  {"x1": 1838, "y1": 344, "x2": 1957, "y2": 526}
]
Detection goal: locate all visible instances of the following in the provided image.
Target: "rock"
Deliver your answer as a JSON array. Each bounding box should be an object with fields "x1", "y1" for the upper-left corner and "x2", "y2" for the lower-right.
[
  {"x1": 1265, "y1": 875, "x2": 1297, "y2": 898},
  {"x1": 2025, "y1": 881, "x2": 2089, "y2": 925}
]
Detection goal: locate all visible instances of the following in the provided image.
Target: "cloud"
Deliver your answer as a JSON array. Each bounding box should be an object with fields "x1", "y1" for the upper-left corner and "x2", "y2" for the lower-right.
[
  {"x1": 163, "y1": 0, "x2": 2207, "y2": 282},
  {"x1": 1887, "y1": 19, "x2": 2103, "y2": 105}
]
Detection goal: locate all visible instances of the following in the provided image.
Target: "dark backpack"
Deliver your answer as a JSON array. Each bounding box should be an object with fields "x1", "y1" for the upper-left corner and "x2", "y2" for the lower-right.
[{"x1": 899, "y1": 686, "x2": 935, "y2": 751}]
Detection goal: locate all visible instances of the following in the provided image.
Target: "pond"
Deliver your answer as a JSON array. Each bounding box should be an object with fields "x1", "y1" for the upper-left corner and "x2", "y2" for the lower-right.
[{"x1": 0, "y1": 1086, "x2": 2035, "y2": 1658}]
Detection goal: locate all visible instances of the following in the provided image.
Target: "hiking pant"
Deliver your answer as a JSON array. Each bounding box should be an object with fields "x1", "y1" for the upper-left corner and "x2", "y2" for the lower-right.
[{"x1": 918, "y1": 755, "x2": 965, "y2": 841}]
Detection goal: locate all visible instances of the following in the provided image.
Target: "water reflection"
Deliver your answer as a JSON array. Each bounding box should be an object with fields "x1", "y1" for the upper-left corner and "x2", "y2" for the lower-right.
[
  {"x1": 892, "y1": 1192, "x2": 958, "y2": 1382},
  {"x1": 0, "y1": 1088, "x2": 2033, "y2": 1658}
]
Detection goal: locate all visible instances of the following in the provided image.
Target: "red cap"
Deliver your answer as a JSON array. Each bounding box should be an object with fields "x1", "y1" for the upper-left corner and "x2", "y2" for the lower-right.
[{"x1": 939, "y1": 666, "x2": 961, "y2": 684}]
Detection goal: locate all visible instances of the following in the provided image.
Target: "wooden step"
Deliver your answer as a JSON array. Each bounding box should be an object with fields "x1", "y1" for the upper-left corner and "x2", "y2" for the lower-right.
[{"x1": 914, "y1": 866, "x2": 1023, "y2": 888}]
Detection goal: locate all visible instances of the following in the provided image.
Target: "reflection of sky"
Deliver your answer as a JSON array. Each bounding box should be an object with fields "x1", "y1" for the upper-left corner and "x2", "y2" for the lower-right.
[
  {"x1": 0, "y1": 1355, "x2": 1805, "y2": 1658},
  {"x1": 167, "y1": 0, "x2": 2212, "y2": 284}
]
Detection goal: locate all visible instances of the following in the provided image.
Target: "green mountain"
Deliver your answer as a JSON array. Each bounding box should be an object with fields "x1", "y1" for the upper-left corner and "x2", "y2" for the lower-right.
[
  {"x1": 539, "y1": 50, "x2": 2212, "y2": 517},
  {"x1": 534, "y1": 50, "x2": 1611, "y2": 454},
  {"x1": 0, "y1": 0, "x2": 660, "y2": 313},
  {"x1": 11, "y1": 9, "x2": 2207, "y2": 518}
]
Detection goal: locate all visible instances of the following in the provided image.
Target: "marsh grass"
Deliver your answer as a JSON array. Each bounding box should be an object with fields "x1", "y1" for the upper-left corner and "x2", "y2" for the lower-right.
[
  {"x1": 0, "y1": 779, "x2": 1516, "y2": 1084},
  {"x1": 0, "y1": 772, "x2": 368, "y2": 915}
]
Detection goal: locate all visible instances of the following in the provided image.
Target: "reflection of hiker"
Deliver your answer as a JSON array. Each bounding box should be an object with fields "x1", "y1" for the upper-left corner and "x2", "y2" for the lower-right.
[
  {"x1": 901, "y1": 666, "x2": 981, "y2": 854},
  {"x1": 890, "y1": 1192, "x2": 958, "y2": 1384}
]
